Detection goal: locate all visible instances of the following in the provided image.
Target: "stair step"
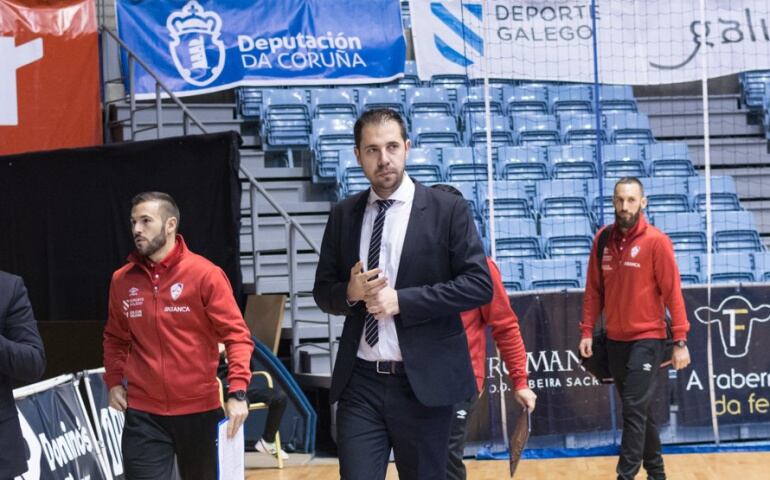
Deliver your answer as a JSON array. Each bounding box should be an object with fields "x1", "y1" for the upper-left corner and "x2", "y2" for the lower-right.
[{"x1": 240, "y1": 215, "x2": 327, "y2": 252}]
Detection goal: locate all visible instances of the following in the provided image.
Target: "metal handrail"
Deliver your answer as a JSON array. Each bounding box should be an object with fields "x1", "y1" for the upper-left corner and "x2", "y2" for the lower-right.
[{"x1": 100, "y1": 25, "x2": 335, "y2": 376}]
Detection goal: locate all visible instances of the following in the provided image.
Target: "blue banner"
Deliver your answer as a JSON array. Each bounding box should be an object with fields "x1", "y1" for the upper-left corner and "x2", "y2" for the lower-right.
[
  {"x1": 116, "y1": 0, "x2": 406, "y2": 98},
  {"x1": 14, "y1": 376, "x2": 109, "y2": 480}
]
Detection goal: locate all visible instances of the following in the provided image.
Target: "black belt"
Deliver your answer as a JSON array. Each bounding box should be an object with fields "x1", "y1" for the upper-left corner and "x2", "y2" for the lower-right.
[{"x1": 356, "y1": 359, "x2": 406, "y2": 375}]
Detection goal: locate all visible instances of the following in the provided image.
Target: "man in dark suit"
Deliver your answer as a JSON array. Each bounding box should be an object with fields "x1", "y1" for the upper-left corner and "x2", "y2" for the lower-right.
[
  {"x1": 313, "y1": 108, "x2": 492, "y2": 480},
  {"x1": 0, "y1": 271, "x2": 46, "y2": 479}
]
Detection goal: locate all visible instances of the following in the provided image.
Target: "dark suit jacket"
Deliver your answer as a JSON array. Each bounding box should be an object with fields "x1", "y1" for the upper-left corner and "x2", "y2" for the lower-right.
[
  {"x1": 313, "y1": 182, "x2": 492, "y2": 407},
  {"x1": 0, "y1": 272, "x2": 46, "y2": 477}
]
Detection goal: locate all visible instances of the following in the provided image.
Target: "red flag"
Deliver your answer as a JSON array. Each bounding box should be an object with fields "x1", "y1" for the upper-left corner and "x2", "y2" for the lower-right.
[{"x1": 0, "y1": 0, "x2": 101, "y2": 155}]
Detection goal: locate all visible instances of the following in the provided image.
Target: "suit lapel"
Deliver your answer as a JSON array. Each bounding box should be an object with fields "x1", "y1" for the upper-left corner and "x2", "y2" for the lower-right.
[{"x1": 395, "y1": 182, "x2": 427, "y2": 288}]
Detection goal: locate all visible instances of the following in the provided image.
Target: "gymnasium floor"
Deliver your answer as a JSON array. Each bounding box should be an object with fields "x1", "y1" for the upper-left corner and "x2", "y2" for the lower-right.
[{"x1": 245, "y1": 451, "x2": 770, "y2": 479}]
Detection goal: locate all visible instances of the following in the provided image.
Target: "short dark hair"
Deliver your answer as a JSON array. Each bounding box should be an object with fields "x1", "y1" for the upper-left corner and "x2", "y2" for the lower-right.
[
  {"x1": 614, "y1": 176, "x2": 645, "y2": 196},
  {"x1": 430, "y1": 183, "x2": 464, "y2": 199},
  {"x1": 131, "y1": 192, "x2": 180, "y2": 229},
  {"x1": 353, "y1": 108, "x2": 408, "y2": 149}
]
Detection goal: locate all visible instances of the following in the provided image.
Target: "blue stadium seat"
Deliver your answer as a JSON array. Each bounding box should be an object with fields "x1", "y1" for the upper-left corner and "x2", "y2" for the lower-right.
[
  {"x1": 712, "y1": 211, "x2": 764, "y2": 252},
  {"x1": 261, "y1": 89, "x2": 311, "y2": 148},
  {"x1": 497, "y1": 260, "x2": 525, "y2": 291},
  {"x1": 739, "y1": 70, "x2": 770, "y2": 109},
  {"x1": 675, "y1": 254, "x2": 702, "y2": 284},
  {"x1": 430, "y1": 73, "x2": 469, "y2": 88},
  {"x1": 601, "y1": 144, "x2": 646, "y2": 178},
  {"x1": 494, "y1": 217, "x2": 542, "y2": 260},
  {"x1": 338, "y1": 150, "x2": 369, "y2": 197},
  {"x1": 548, "y1": 84, "x2": 594, "y2": 114},
  {"x1": 705, "y1": 252, "x2": 755, "y2": 283},
  {"x1": 400, "y1": 60, "x2": 421, "y2": 87},
  {"x1": 312, "y1": 117, "x2": 355, "y2": 179},
  {"x1": 592, "y1": 194, "x2": 615, "y2": 225},
  {"x1": 406, "y1": 147, "x2": 443, "y2": 185},
  {"x1": 646, "y1": 142, "x2": 696, "y2": 177},
  {"x1": 652, "y1": 212, "x2": 707, "y2": 253},
  {"x1": 502, "y1": 85, "x2": 548, "y2": 114},
  {"x1": 456, "y1": 86, "x2": 504, "y2": 118},
  {"x1": 547, "y1": 144, "x2": 597, "y2": 179},
  {"x1": 464, "y1": 113, "x2": 515, "y2": 147},
  {"x1": 411, "y1": 115, "x2": 462, "y2": 148},
  {"x1": 540, "y1": 217, "x2": 594, "y2": 258},
  {"x1": 643, "y1": 177, "x2": 690, "y2": 215},
  {"x1": 524, "y1": 258, "x2": 584, "y2": 290},
  {"x1": 511, "y1": 114, "x2": 560, "y2": 146},
  {"x1": 237, "y1": 87, "x2": 263, "y2": 119},
  {"x1": 599, "y1": 85, "x2": 638, "y2": 112},
  {"x1": 559, "y1": 113, "x2": 607, "y2": 144},
  {"x1": 482, "y1": 181, "x2": 533, "y2": 220},
  {"x1": 406, "y1": 87, "x2": 454, "y2": 117},
  {"x1": 753, "y1": 252, "x2": 770, "y2": 282},
  {"x1": 310, "y1": 88, "x2": 358, "y2": 119},
  {"x1": 443, "y1": 146, "x2": 488, "y2": 182},
  {"x1": 497, "y1": 146, "x2": 549, "y2": 181},
  {"x1": 687, "y1": 176, "x2": 741, "y2": 212},
  {"x1": 605, "y1": 112, "x2": 654, "y2": 144},
  {"x1": 358, "y1": 88, "x2": 406, "y2": 116},
  {"x1": 538, "y1": 179, "x2": 592, "y2": 219},
  {"x1": 445, "y1": 181, "x2": 480, "y2": 220}
]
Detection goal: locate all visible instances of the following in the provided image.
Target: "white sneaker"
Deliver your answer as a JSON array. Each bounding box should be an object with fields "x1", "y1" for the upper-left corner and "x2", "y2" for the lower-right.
[{"x1": 255, "y1": 438, "x2": 289, "y2": 460}]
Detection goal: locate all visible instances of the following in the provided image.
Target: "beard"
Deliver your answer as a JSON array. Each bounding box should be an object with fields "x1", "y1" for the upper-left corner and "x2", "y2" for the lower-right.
[
  {"x1": 135, "y1": 226, "x2": 167, "y2": 258},
  {"x1": 615, "y1": 209, "x2": 641, "y2": 230}
]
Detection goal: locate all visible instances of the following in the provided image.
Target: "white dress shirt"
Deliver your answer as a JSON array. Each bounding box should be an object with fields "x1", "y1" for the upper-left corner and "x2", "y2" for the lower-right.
[{"x1": 356, "y1": 174, "x2": 415, "y2": 361}]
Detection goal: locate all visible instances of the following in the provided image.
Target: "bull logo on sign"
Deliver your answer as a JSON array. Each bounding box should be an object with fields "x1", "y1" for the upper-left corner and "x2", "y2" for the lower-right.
[
  {"x1": 166, "y1": 0, "x2": 225, "y2": 87},
  {"x1": 430, "y1": 2, "x2": 484, "y2": 67},
  {"x1": 694, "y1": 295, "x2": 770, "y2": 358}
]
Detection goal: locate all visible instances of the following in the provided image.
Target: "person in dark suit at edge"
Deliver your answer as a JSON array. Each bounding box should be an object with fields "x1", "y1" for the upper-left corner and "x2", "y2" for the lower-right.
[
  {"x1": 313, "y1": 108, "x2": 493, "y2": 480},
  {"x1": 0, "y1": 271, "x2": 46, "y2": 479}
]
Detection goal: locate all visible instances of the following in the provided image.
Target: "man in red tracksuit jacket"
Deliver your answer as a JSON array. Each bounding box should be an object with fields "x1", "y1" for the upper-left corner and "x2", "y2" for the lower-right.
[
  {"x1": 580, "y1": 177, "x2": 690, "y2": 480},
  {"x1": 431, "y1": 184, "x2": 536, "y2": 480},
  {"x1": 103, "y1": 192, "x2": 253, "y2": 480}
]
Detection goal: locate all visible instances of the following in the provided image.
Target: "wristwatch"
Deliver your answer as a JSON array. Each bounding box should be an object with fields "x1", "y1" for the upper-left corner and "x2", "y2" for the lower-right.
[
  {"x1": 228, "y1": 390, "x2": 247, "y2": 402},
  {"x1": 674, "y1": 340, "x2": 687, "y2": 348}
]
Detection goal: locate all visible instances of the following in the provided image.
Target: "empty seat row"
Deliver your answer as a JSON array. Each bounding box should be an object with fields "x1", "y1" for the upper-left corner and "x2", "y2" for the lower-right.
[
  {"x1": 499, "y1": 251, "x2": 770, "y2": 292},
  {"x1": 677, "y1": 252, "x2": 770, "y2": 284}
]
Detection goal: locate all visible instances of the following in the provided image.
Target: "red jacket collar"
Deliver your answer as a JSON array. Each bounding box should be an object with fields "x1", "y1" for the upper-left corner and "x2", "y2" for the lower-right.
[
  {"x1": 611, "y1": 212, "x2": 648, "y2": 244},
  {"x1": 128, "y1": 234, "x2": 188, "y2": 271}
]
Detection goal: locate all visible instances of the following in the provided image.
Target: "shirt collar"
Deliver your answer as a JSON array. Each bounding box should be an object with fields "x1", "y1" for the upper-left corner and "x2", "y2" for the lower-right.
[{"x1": 367, "y1": 173, "x2": 415, "y2": 206}]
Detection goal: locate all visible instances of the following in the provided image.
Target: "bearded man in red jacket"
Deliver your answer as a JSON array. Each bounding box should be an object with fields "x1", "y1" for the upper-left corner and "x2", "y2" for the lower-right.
[
  {"x1": 580, "y1": 177, "x2": 691, "y2": 480},
  {"x1": 103, "y1": 192, "x2": 253, "y2": 480}
]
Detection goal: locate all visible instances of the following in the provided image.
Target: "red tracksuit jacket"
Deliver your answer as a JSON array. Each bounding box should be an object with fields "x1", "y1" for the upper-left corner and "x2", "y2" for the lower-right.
[
  {"x1": 581, "y1": 214, "x2": 690, "y2": 342},
  {"x1": 462, "y1": 257, "x2": 528, "y2": 392},
  {"x1": 580, "y1": 214, "x2": 690, "y2": 342},
  {"x1": 103, "y1": 236, "x2": 253, "y2": 415}
]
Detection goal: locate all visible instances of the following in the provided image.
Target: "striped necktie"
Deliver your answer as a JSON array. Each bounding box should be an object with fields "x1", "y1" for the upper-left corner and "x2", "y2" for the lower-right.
[{"x1": 364, "y1": 199, "x2": 395, "y2": 347}]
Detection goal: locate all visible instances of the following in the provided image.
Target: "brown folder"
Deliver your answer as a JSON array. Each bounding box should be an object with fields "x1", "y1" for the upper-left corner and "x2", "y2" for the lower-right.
[{"x1": 509, "y1": 407, "x2": 530, "y2": 477}]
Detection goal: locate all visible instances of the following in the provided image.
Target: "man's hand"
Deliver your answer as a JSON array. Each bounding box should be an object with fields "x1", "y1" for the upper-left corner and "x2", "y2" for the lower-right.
[
  {"x1": 578, "y1": 337, "x2": 593, "y2": 358},
  {"x1": 513, "y1": 388, "x2": 537, "y2": 412},
  {"x1": 346, "y1": 260, "x2": 382, "y2": 303},
  {"x1": 108, "y1": 385, "x2": 127, "y2": 412},
  {"x1": 365, "y1": 286, "x2": 399, "y2": 320},
  {"x1": 225, "y1": 398, "x2": 249, "y2": 439},
  {"x1": 671, "y1": 345, "x2": 691, "y2": 370}
]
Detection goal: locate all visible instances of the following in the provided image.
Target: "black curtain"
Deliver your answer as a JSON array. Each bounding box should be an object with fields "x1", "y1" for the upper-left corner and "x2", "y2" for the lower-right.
[{"x1": 0, "y1": 132, "x2": 242, "y2": 321}]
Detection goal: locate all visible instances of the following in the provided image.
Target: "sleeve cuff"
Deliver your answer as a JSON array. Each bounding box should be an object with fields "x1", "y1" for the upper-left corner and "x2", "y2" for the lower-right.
[
  {"x1": 512, "y1": 377, "x2": 529, "y2": 391},
  {"x1": 228, "y1": 379, "x2": 248, "y2": 393}
]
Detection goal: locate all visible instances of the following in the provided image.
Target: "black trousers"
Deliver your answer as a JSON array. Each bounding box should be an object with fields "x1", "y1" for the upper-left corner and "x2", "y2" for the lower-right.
[
  {"x1": 336, "y1": 360, "x2": 454, "y2": 480},
  {"x1": 607, "y1": 339, "x2": 666, "y2": 480},
  {"x1": 122, "y1": 407, "x2": 224, "y2": 480},
  {"x1": 247, "y1": 384, "x2": 288, "y2": 443},
  {"x1": 446, "y1": 393, "x2": 479, "y2": 480}
]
